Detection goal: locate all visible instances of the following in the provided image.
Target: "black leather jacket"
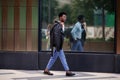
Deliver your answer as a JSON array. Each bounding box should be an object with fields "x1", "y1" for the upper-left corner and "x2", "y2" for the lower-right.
[{"x1": 51, "y1": 21, "x2": 64, "y2": 51}]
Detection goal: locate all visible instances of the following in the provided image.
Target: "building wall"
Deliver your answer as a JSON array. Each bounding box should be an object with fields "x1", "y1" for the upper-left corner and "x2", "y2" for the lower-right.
[
  {"x1": 116, "y1": 0, "x2": 120, "y2": 54},
  {"x1": 0, "y1": 0, "x2": 38, "y2": 51},
  {"x1": 0, "y1": 0, "x2": 120, "y2": 73}
]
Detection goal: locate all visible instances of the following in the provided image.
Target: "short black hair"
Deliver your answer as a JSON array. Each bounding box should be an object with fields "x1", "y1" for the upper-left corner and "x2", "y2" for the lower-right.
[
  {"x1": 77, "y1": 15, "x2": 85, "y2": 21},
  {"x1": 58, "y1": 12, "x2": 67, "y2": 18}
]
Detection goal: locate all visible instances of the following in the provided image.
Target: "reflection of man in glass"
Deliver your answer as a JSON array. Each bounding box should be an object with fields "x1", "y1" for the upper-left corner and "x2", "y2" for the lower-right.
[
  {"x1": 71, "y1": 15, "x2": 86, "y2": 51},
  {"x1": 44, "y1": 12, "x2": 75, "y2": 76}
]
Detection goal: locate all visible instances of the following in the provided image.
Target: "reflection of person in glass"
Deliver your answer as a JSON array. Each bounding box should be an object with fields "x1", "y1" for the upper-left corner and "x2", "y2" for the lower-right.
[
  {"x1": 81, "y1": 22, "x2": 87, "y2": 47},
  {"x1": 44, "y1": 12, "x2": 75, "y2": 76},
  {"x1": 46, "y1": 24, "x2": 52, "y2": 50},
  {"x1": 71, "y1": 15, "x2": 86, "y2": 51}
]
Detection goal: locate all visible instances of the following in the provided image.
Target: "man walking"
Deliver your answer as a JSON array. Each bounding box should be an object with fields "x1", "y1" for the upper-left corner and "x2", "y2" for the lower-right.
[{"x1": 44, "y1": 12, "x2": 75, "y2": 76}]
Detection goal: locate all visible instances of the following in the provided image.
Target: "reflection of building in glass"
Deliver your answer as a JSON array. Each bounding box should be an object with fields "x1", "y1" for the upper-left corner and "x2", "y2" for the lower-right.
[
  {"x1": 93, "y1": 9, "x2": 115, "y2": 40},
  {"x1": 87, "y1": 27, "x2": 114, "y2": 40},
  {"x1": 94, "y1": 9, "x2": 115, "y2": 27}
]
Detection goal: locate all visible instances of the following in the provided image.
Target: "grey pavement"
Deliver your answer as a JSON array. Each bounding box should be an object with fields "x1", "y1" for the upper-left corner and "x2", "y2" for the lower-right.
[{"x1": 0, "y1": 69, "x2": 120, "y2": 80}]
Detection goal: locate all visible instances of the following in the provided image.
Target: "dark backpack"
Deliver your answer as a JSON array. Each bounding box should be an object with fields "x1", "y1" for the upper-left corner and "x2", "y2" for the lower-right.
[
  {"x1": 50, "y1": 22, "x2": 59, "y2": 49},
  {"x1": 50, "y1": 25, "x2": 55, "y2": 49},
  {"x1": 49, "y1": 22, "x2": 59, "y2": 56}
]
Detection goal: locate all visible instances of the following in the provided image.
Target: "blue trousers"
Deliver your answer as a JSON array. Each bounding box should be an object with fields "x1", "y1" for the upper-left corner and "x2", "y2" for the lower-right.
[
  {"x1": 46, "y1": 49, "x2": 69, "y2": 71},
  {"x1": 71, "y1": 40, "x2": 83, "y2": 51}
]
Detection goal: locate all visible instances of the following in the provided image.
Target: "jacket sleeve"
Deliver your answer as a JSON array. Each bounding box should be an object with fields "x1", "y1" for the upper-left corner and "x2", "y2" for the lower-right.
[
  {"x1": 71, "y1": 24, "x2": 77, "y2": 40},
  {"x1": 53, "y1": 24, "x2": 61, "y2": 51}
]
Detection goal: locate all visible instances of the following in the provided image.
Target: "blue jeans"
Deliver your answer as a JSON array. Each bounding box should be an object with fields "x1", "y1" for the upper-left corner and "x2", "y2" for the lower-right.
[
  {"x1": 46, "y1": 49, "x2": 69, "y2": 71},
  {"x1": 71, "y1": 40, "x2": 83, "y2": 51}
]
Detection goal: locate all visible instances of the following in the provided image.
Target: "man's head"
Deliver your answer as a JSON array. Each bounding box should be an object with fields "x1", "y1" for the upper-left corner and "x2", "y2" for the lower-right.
[
  {"x1": 58, "y1": 12, "x2": 67, "y2": 22},
  {"x1": 78, "y1": 15, "x2": 85, "y2": 23}
]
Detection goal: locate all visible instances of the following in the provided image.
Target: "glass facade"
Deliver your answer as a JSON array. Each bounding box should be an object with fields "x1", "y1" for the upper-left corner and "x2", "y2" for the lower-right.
[
  {"x1": 0, "y1": 0, "x2": 115, "y2": 53},
  {"x1": 41, "y1": 0, "x2": 115, "y2": 53}
]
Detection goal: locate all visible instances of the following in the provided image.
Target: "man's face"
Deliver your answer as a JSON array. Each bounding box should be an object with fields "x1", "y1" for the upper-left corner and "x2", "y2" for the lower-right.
[{"x1": 60, "y1": 14, "x2": 67, "y2": 22}]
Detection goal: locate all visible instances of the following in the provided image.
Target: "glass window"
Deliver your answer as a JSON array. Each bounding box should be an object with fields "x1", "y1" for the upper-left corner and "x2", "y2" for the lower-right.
[{"x1": 41, "y1": 0, "x2": 115, "y2": 53}]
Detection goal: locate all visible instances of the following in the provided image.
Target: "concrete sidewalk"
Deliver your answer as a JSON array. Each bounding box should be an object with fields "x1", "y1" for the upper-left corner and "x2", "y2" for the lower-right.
[{"x1": 0, "y1": 69, "x2": 120, "y2": 80}]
